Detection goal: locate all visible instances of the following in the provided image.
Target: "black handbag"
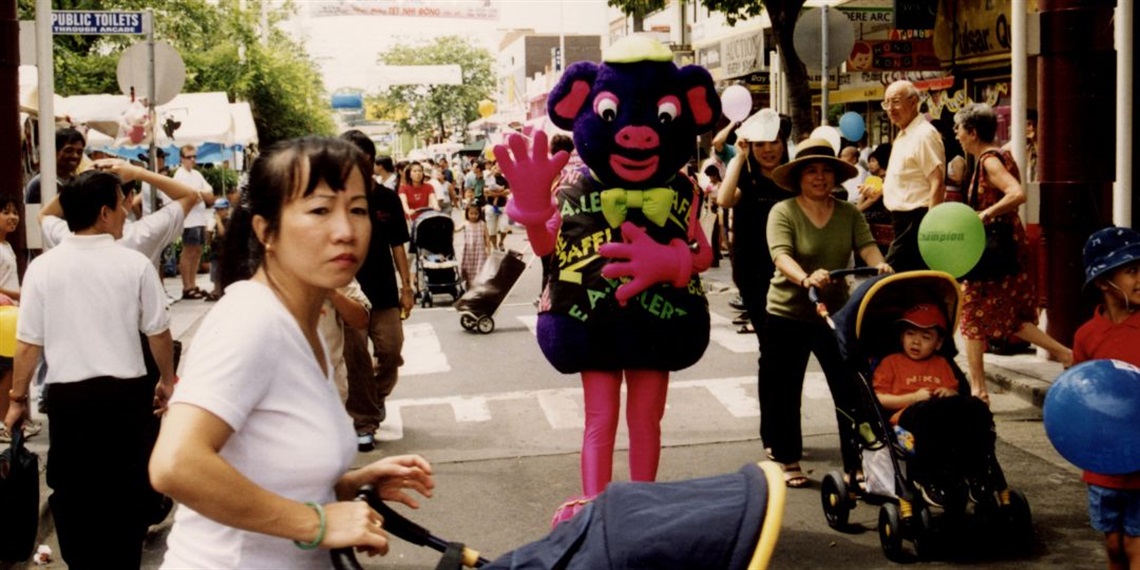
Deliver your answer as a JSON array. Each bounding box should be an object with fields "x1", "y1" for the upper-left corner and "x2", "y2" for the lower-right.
[
  {"x1": 963, "y1": 151, "x2": 1019, "y2": 281},
  {"x1": 0, "y1": 419, "x2": 41, "y2": 562}
]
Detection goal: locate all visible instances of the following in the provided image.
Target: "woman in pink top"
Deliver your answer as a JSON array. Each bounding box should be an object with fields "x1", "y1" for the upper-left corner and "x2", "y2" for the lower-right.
[{"x1": 398, "y1": 163, "x2": 439, "y2": 220}]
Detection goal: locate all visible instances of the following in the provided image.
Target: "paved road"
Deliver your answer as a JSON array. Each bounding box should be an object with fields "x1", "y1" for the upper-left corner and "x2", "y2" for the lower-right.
[{"x1": 18, "y1": 229, "x2": 1102, "y2": 569}]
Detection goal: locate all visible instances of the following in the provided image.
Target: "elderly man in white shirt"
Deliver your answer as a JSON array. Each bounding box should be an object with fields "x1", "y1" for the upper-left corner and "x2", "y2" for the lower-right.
[
  {"x1": 4, "y1": 169, "x2": 175, "y2": 569},
  {"x1": 882, "y1": 80, "x2": 946, "y2": 271}
]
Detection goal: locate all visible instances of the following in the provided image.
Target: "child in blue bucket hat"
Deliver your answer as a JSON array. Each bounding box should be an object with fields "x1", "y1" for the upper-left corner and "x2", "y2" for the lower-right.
[{"x1": 1072, "y1": 226, "x2": 1140, "y2": 569}]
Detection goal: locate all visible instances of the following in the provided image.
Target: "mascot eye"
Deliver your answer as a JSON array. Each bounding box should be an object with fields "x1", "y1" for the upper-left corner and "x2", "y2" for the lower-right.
[
  {"x1": 594, "y1": 94, "x2": 619, "y2": 122},
  {"x1": 657, "y1": 98, "x2": 680, "y2": 124}
]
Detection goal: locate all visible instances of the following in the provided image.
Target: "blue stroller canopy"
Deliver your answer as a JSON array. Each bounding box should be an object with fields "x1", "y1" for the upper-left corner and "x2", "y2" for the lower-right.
[
  {"x1": 831, "y1": 271, "x2": 962, "y2": 363},
  {"x1": 483, "y1": 463, "x2": 773, "y2": 570}
]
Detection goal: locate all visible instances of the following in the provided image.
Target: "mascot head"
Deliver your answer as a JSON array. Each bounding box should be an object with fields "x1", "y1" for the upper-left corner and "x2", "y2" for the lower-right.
[{"x1": 546, "y1": 35, "x2": 721, "y2": 189}]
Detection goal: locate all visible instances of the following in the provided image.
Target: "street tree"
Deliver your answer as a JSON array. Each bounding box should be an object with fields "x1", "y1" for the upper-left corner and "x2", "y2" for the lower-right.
[
  {"x1": 374, "y1": 35, "x2": 494, "y2": 144},
  {"x1": 17, "y1": 0, "x2": 334, "y2": 145},
  {"x1": 607, "y1": 0, "x2": 667, "y2": 33},
  {"x1": 693, "y1": 0, "x2": 813, "y2": 138}
]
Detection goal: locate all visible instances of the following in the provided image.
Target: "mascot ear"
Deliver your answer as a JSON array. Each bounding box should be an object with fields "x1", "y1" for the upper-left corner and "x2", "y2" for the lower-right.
[
  {"x1": 547, "y1": 61, "x2": 598, "y2": 132},
  {"x1": 677, "y1": 65, "x2": 721, "y2": 134}
]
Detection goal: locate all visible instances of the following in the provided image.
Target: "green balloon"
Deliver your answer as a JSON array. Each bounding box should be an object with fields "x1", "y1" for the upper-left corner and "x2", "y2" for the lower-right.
[{"x1": 918, "y1": 202, "x2": 985, "y2": 277}]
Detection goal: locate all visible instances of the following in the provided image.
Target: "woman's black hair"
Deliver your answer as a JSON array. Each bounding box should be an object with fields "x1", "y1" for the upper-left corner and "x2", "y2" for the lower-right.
[{"x1": 218, "y1": 136, "x2": 369, "y2": 289}]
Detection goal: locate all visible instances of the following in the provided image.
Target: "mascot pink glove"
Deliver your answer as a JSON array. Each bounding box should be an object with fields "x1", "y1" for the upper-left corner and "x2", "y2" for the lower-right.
[
  {"x1": 599, "y1": 222, "x2": 692, "y2": 305},
  {"x1": 494, "y1": 132, "x2": 569, "y2": 256}
]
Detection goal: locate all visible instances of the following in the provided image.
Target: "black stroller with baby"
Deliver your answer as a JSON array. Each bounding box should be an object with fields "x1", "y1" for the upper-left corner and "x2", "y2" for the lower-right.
[
  {"x1": 813, "y1": 269, "x2": 1033, "y2": 562},
  {"x1": 333, "y1": 462, "x2": 788, "y2": 569},
  {"x1": 411, "y1": 209, "x2": 465, "y2": 308}
]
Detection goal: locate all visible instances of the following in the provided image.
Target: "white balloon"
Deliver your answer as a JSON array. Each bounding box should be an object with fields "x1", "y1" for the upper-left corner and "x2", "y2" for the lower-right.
[
  {"x1": 721, "y1": 85, "x2": 753, "y2": 122},
  {"x1": 809, "y1": 126, "x2": 842, "y2": 155}
]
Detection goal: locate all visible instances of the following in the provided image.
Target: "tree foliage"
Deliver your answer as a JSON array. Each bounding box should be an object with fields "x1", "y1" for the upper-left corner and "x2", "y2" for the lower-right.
[
  {"x1": 607, "y1": 0, "x2": 668, "y2": 32},
  {"x1": 373, "y1": 35, "x2": 494, "y2": 144},
  {"x1": 699, "y1": 0, "x2": 813, "y2": 139},
  {"x1": 17, "y1": 0, "x2": 334, "y2": 145}
]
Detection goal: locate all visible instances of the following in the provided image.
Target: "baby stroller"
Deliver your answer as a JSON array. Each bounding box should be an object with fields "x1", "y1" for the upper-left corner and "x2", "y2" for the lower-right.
[
  {"x1": 813, "y1": 269, "x2": 1033, "y2": 562},
  {"x1": 453, "y1": 250, "x2": 527, "y2": 334},
  {"x1": 333, "y1": 462, "x2": 787, "y2": 569},
  {"x1": 411, "y1": 209, "x2": 464, "y2": 307}
]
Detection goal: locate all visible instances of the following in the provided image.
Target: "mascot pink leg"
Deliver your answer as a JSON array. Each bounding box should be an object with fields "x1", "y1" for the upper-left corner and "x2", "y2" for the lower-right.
[
  {"x1": 625, "y1": 369, "x2": 670, "y2": 482},
  {"x1": 580, "y1": 370, "x2": 622, "y2": 496}
]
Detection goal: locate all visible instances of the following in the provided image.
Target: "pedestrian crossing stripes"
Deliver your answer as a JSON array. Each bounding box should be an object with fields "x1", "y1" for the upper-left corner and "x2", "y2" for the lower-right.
[{"x1": 376, "y1": 373, "x2": 829, "y2": 442}]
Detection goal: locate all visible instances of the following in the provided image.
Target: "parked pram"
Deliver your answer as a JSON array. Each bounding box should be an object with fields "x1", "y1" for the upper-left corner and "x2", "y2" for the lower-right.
[
  {"x1": 411, "y1": 209, "x2": 464, "y2": 307},
  {"x1": 332, "y1": 462, "x2": 786, "y2": 569},
  {"x1": 813, "y1": 269, "x2": 1032, "y2": 561},
  {"x1": 454, "y1": 250, "x2": 527, "y2": 334}
]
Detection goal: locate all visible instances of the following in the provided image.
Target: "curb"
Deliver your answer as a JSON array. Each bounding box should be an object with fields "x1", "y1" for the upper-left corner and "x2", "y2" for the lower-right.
[{"x1": 985, "y1": 364, "x2": 1053, "y2": 409}]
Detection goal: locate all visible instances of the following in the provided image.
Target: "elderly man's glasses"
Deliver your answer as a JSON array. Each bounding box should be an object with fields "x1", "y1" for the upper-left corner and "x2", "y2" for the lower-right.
[{"x1": 881, "y1": 95, "x2": 915, "y2": 110}]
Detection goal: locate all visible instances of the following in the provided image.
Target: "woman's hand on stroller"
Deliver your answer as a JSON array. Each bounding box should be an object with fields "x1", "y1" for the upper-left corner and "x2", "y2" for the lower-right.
[
  {"x1": 874, "y1": 262, "x2": 894, "y2": 275},
  {"x1": 339, "y1": 454, "x2": 435, "y2": 509},
  {"x1": 803, "y1": 268, "x2": 832, "y2": 289},
  {"x1": 321, "y1": 500, "x2": 391, "y2": 557}
]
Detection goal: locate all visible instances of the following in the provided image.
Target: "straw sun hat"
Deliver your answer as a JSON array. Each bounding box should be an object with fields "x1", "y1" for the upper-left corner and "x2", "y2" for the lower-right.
[{"x1": 770, "y1": 138, "x2": 859, "y2": 192}]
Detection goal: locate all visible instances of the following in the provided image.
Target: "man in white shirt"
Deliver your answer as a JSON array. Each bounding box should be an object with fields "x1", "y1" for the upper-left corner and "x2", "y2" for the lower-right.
[
  {"x1": 882, "y1": 80, "x2": 946, "y2": 271},
  {"x1": 172, "y1": 145, "x2": 216, "y2": 299},
  {"x1": 38, "y1": 158, "x2": 200, "y2": 265},
  {"x1": 839, "y1": 145, "x2": 869, "y2": 203},
  {"x1": 4, "y1": 169, "x2": 175, "y2": 569}
]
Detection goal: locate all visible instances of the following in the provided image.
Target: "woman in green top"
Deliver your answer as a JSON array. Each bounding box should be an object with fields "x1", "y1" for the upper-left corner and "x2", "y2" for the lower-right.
[{"x1": 760, "y1": 138, "x2": 893, "y2": 488}]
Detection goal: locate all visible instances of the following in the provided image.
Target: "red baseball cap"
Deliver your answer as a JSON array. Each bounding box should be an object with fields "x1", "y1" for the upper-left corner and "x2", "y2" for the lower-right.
[{"x1": 898, "y1": 303, "x2": 947, "y2": 330}]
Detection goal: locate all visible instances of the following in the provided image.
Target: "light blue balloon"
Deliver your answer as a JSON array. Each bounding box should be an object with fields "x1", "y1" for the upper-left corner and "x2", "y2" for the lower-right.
[
  {"x1": 1045, "y1": 359, "x2": 1140, "y2": 475},
  {"x1": 839, "y1": 111, "x2": 865, "y2": 141}
]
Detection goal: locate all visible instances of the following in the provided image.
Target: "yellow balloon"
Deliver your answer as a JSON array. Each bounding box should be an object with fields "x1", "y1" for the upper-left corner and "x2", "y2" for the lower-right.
[
  {"x1": 478, "y1": 99, "x2": 495, "y2": 119},
  {"x1": 0, "y1": 306, "x2": 17, "y2": 358}
]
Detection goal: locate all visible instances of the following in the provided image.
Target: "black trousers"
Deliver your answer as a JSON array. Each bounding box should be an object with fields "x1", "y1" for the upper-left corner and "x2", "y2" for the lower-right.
[
  {"x1": 46, "y1": 375, "x2": 157, "y2": 569},
  {"x1": 886, "y1": 208, "x2": 929, "y2": 272},
  {"x1": 898, "y1": 395, "x2": 995, "y2": 483},
  {"x1": 758, "y1": 315, "x2": 860, "y2": 471}
]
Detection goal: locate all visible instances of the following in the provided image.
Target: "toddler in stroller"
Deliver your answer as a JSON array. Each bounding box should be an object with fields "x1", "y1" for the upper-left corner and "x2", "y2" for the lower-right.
[
  {"x1": 818, "y1": 270, "x2": 1032, "y2": 561},
  {"x1": 872, "y1": 302, "x2": 999, "y2": 510}
]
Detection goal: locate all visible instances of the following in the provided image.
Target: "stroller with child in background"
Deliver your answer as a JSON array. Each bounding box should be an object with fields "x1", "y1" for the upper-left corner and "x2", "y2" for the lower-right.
[
  {"x1": 411, "y1": 209, "x2": 465, "y2": 308},
  {"x1": 332, "y1": 462, "x2": 787, "y2": 569},
  {"x1": 812, "y1": 269, "x2": 1033, "y2": 562}
]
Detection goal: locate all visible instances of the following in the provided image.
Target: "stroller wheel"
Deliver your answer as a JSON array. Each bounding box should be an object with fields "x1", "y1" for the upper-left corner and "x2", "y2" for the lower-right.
[
  {"x1": 910, "y1": 505, "x2": 934, "y2": 560},
  {"x1": 460, "y1": 312, "x2": 478, "y2": 331},
  {"x1": 878, "y1": 503, "x2": 904, "y2": 562},
  {"x1": 1003, "y1": 489, "x2": 1034, "y2": 554},
  {"x1": 476, "y1": 316, "x2": 495, "y2": 334},
  {"x1": 820, "y1": 471, "x2": 852, "y2": 529}
]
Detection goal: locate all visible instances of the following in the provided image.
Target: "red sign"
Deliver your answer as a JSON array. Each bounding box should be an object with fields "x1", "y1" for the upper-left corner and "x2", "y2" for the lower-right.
[{"x1": 847, "y1": 39, "x2": 941, "y2": 72}]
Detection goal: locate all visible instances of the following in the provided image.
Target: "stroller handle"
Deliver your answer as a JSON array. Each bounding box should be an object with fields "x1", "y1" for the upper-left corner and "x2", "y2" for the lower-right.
[
  {"x1": 807, "y1": 267, "x2": 881, "y2": 320},
  {"x1": 330, "y1": 486, "x2": 490, "y2": 569}
]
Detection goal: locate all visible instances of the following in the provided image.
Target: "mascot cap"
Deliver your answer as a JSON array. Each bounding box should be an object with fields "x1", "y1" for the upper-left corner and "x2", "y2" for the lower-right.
[{"x1": 603, "y1": 34, "x2": 675, "y2": 64}]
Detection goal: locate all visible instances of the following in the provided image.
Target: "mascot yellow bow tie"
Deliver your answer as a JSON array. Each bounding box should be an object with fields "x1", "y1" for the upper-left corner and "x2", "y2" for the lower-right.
[{"x1": 599, "y1": 188, "x2": 676, "y2": 229}]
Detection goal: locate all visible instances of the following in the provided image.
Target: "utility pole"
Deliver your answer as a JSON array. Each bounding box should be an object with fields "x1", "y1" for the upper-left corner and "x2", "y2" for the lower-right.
[
  {"x1": 1037, "y1": 0, "x2": 1116, "y2": 345},
  {"x1": 0, "y1": 0, "x2": 25, "y2": 275}
]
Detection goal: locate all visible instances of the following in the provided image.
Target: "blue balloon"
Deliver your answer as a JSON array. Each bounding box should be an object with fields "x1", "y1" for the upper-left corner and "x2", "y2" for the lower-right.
[
  {"x1": 839, "y1": 111, "x2": 865, "y2": 141},
  {"x1": 1044, "y1": 359, "x2": 1140, "y2": 474}
]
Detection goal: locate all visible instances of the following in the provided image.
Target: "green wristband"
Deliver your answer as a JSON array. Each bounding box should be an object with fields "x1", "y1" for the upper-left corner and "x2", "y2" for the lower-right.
[{"x1": 293, "y1": 502, "x2": 326, "y2": 550}]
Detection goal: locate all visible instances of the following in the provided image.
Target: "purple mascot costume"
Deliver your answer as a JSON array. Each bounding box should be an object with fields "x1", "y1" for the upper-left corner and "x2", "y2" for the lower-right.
[{"x1": 494, "y1": 36, "x2": 720, "y2": 525}]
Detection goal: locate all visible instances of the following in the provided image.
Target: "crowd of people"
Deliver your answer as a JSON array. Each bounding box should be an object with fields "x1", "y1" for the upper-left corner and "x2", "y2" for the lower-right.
[{"x1": 1, "y1": 76, "x2": 1137, "y2": 568}]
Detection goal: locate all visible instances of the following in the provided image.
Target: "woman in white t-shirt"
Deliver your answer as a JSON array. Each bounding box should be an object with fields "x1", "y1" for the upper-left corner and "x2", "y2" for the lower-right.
[{"x1": 150, "y1": 137, "x2": 434, "y2": 569}]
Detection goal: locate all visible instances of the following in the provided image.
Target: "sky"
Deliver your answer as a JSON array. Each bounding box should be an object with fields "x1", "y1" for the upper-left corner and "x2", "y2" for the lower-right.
[{"x1": 281, "y1": 0, "x2": 611, "y2": 93}]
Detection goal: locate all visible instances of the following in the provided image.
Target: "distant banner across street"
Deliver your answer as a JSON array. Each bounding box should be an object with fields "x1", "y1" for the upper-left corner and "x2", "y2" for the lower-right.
[{"x1": 311, "y1": 0, "x2": 498, "y2": 21}]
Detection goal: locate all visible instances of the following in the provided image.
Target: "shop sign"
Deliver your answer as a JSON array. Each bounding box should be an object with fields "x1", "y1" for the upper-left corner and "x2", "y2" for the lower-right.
[
  {"x1": 722, "y1": 32, "x2": 764, "y2": 78},
  {"x1": 847, "y1": 39, "x2": 940, "y2": 72},
  {"x1": 838, "y1": 8, "x2": 893, "y2": 38},
  {"x1": 697, "y1": 43, "x2": 721, "y2": 73},
  {"x1": 744, "y1": 72, "x2": 770, "y2": 93},
  {"x1": 934, "y1": 0, "x2": 1012, "y2": 62}
]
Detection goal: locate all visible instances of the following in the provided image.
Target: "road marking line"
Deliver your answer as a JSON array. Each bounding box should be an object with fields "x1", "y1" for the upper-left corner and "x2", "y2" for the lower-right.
[
  {"x1": 709, "y1": 311, "x2": 759, "y2": 353},
  {"x1": 400, "y1": 323, "x2": 450, "y2": 376},
  {"x1": 537, "y1": 390, "x2": 583, "y2": 429},
  {"x1": 516, "y1": 314, "x2": 538, "y2": 335}
]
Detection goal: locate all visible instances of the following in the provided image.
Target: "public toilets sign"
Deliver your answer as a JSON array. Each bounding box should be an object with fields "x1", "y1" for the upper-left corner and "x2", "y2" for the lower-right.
[{"x1": 51, "y1": 11, "x2": 145, "y2": 35}]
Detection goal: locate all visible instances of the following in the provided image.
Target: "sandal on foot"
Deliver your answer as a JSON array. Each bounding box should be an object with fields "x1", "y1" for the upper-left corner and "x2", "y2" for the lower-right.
[
  {"x1": 182, "y1": 288, "x2": 206, "y2": 300},
  {"x1": 551, "y1": 495, "x2": 594, "y2": 528},
  {"x1": 737, "y1": 324, "x2": 755, "y2": 334},
  {"x1": 782, "y1": 463, "x2": 810, "y2": 488}
]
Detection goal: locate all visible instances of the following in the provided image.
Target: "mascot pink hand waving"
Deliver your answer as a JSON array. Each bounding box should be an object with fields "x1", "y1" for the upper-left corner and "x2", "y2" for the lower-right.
[{"x1": 494, "y1": 36, "x2": 720, "y2": 526}]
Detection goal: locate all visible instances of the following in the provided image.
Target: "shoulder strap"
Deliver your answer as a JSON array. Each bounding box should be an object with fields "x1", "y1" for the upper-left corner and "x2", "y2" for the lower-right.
[{"x1": 968, "y1": 150, "x2": 1006, "y2": 209}]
